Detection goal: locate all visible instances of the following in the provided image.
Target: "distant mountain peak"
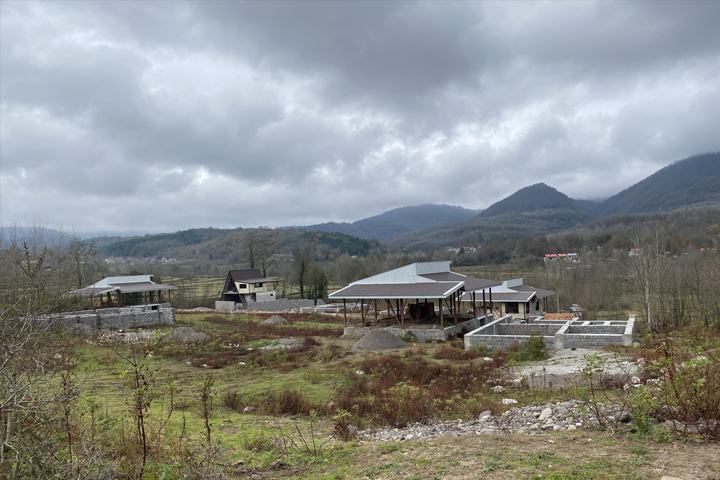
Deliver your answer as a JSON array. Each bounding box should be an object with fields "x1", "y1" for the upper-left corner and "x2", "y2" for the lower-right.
[{"x1": 478, "y1": 183, "x2": 583, "y2": 218}]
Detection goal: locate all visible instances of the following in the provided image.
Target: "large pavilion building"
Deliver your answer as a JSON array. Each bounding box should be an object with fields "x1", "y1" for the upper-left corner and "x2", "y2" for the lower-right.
[{"x1": 329, "y1": 261, "x2": 501, "y2": 329}]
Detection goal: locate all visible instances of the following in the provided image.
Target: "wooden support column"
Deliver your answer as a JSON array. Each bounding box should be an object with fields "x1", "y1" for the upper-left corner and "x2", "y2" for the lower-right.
[
  {"x1": 343, "y1": 299, "x2": 347, "y2": 327},
  {"x1": 374, "y1": 299, "x2": 378, "y2": 322},
  {"x1": 440, "y1": 297, "x2": 444, "y2": 331},
  {"x1": 483, "y1": 289, "x2": 487, "y2": 315},
  {"x1": 489, "y1": 288, "x2": 493, "y2": 316},
  {"x1": 424, "y1": 299, "x2": 428, "y2": 321},
  {"x1": 454, "y1": 291, "x2": 458, "y2": 325},
  {"x1": 360, "y1": 299, "x2": 364, "y2": 323},
  {"x1": 400, "y1": 299, "x2": 404, "y2": 330},
  {"x1": 472, "y1": 292, "x2": 476, "y2": 317}
]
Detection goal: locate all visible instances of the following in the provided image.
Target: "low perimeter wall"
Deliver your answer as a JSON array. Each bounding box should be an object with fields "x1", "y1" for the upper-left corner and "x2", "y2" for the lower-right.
[
  {"x1": 343, "y1": 314, "x2": 494, "y2": 342},
  {"x1": 55, "y1": 303, "x2": 175, "y2": 329},
  {"x1": 215, "y1": 299, "x2": 324, "y2": 312},
  {"x1": 554, "y1": 316, "x2": 636, "y2": 349},
  {"x1": 464, "y1": 315, "x2": 556, "y2": 351}
]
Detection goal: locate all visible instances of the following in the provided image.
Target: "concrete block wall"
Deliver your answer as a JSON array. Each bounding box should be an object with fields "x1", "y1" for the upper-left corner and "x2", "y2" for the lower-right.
[
  {"x1": 342, "y1": 314, "x2": 493, "y2": 342},
  {"x1": 567, "y1": 325, "x2": 626, "y2": 334},
  {"x1": 560, "y1": 333, "x2": 625, "y2": 349},
  {"x1": 464, "y1": 316, "x2": 555, "y2": 350},
  {"x1": 246, "y1": 298, "x2": 324, "y2": 312},
  {"x1": 55, "y1": 304, "x2": 175, "y2": 329},
  {"x1": 215, "y1": 301, "x2": 237, "y2": 312}
]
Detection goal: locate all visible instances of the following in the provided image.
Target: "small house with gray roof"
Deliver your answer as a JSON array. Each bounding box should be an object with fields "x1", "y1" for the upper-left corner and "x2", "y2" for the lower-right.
[{"x1": 220, "y1": 268, "x2": 279, "y2": 308}]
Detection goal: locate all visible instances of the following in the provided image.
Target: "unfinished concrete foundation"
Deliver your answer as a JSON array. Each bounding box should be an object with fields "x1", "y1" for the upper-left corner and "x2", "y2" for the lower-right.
[{"x1": 464, "y1": 314, "x2": 636, "y2": 351}]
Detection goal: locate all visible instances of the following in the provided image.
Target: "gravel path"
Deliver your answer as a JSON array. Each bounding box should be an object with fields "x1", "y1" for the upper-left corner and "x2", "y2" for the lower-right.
[
  {"x1": 358, "y1": 399, "x2": 631, "y2": 442},
  {"x1": 515, "y1": 348, "x2": 638, "y2": 388}
]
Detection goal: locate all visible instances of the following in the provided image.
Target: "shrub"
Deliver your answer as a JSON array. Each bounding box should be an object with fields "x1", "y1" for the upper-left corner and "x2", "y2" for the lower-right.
[
  {"x1": 506, "y1": 334, "x2": 549, "y2": 362},
  {"x1": 221, "y1": 390, "x2": 244, "y2": 412},
  {"x1": 335, "y1": 353, "x2": 504, "y2": 428},
  {"x1": 262, "y1": 387, "x2": 317, "y2": 416}
]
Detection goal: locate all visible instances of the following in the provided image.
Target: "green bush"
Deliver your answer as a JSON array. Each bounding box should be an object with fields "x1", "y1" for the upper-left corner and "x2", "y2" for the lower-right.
[{"x1": 506, "y1": 333, "x2": 549, "y2": 362}]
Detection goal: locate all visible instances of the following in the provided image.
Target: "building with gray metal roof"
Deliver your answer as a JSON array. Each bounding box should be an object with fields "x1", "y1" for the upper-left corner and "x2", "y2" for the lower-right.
[{"x1": 329, "y1": 261, "x2": 500, "y2": 329}]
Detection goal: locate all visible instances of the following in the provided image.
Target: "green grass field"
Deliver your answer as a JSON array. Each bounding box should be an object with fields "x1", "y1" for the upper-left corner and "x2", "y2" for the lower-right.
[{"x1": 52, "y1": 311, "x2": 720, "y2": 479}]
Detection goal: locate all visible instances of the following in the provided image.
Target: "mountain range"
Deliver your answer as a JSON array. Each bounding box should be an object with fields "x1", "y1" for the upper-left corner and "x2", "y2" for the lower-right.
[
  {"x1": 5, "y1": 152, "x2": 717, "y2": 258},
  {"x1": 291, "y1": 204, "x2": 479, "y2": 240},
  {"x1": 387, "y1": 152, "x2": 720, "y2": 249}
]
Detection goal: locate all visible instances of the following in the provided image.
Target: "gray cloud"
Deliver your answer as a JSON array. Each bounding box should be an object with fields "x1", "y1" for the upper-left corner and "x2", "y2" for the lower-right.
[{"x1": 1, "y1": 0, "x2": 719, "y2": 233}]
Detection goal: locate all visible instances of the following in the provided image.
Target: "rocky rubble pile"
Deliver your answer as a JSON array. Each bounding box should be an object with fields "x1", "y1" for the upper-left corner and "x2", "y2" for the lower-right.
[{"x1": 359, "y1": 400, "x2": 632, "y2": 442}]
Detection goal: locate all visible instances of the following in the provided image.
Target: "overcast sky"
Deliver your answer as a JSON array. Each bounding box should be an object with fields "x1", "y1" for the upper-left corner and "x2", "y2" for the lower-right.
[{"x1": 2, "y1": 1, "x2": 719, "y2": 234}]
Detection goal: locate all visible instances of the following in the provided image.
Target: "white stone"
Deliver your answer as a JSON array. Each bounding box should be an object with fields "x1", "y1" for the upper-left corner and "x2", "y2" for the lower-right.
[{"x1": 538, "y1": 407, "x2": 553, "y2": 421}]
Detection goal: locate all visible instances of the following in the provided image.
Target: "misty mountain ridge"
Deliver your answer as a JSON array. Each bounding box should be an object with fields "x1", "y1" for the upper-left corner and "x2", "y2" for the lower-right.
[{"x1": 292, "y1": 204, "x2": 479, "y2": 240}]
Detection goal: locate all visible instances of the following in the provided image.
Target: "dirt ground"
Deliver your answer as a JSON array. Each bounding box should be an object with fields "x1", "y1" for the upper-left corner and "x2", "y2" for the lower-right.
[{"x1": 242, "y1": 431, "x2": 720, "y2": 480}]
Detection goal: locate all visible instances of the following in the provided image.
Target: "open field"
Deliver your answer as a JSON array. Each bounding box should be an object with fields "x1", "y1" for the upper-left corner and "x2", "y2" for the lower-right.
[{"x1": 32, "y1": 310, "x2": 713, "y2": 479}]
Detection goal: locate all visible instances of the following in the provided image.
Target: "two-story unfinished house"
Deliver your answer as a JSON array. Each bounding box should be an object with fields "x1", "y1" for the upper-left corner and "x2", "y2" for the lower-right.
[{"x1": 219, "y1": 269, "x2": 278, "y2": 308}]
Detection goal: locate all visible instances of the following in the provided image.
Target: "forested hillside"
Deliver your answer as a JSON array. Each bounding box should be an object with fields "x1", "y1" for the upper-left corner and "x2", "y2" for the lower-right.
[
  {"x1": 600, "y1": 152, "x2": 720, "y2": 215},
  {"x1": 99, "y1": 228, "x2": 388, "y2": 265},
  {"x1": 478, "y1": 183, "x2": 596, "y2": 218},
  {"x1": 296, "y1": 204, "x2": 478, "y2": 240}
]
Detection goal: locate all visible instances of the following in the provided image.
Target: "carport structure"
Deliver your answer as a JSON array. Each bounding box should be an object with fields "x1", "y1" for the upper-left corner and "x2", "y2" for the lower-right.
[
  {"x1": 68, "y1": 275, "x2": 177, "y2": 307},
  {"x1": 329, "y1": 261, "x2": 500, "y2": 329}
]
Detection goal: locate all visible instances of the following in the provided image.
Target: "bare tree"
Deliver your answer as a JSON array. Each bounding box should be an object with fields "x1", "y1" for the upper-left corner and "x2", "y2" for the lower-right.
[
  {"x1": 243, "y1": 232, "x2": 278, "y2": 277},
  {"x1": 67, "y1": 236, "x2": 100, "y2": 289},
  {"x1": 627, "y1": 233, "x2": 670, "y2": 332}
]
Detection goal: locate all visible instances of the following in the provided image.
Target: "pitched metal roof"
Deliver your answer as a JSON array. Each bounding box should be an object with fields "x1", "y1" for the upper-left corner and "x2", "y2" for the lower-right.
[
  {"x1": 420, "y1": 272, "x2": 500, "y2": 290},
  {"x1": 511, "y1": 285, "x2": 555, "y2": 299},
  {"x1": 461, "y1": 291, "x2": 535, "y2": 303},
  {"x1": 68, "y1": 280, "x2": 177, "y2": 295},
  {"x1": 329, "y1": 282, "x2": 464, "y2": 300},
  {"x1": 114, "y1": 282, "x2": 177, "y2": 293}
]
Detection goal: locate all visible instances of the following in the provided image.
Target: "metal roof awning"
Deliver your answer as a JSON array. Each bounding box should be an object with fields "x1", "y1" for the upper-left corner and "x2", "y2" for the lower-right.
[
  {"x1": 68, "y1": 282, "x2": 177, "y2": 295},
  {"x1": 68, "y1": 286, "x2": 119, "y2": 296},
  {"x1": 329, "y1": 281, "x2": 465, "y2": 300},
  {"x1": 511, "y1": 285, "x2": 555, "y2": 299},
  {"x1": 419, "y1": 272, "x2": 500, "y2": 291},
  {"x1": 461, "y1": 291, "x2": 535, "y2": 302},
  {"x1": 116, "y1": 282, "x2": 178, "y2": 293}
]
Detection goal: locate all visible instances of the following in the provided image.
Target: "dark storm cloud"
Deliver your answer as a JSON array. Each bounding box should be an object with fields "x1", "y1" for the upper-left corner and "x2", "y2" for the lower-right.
[{"x1": 1, "y1": 1, "x2": 719, "y2": 232}]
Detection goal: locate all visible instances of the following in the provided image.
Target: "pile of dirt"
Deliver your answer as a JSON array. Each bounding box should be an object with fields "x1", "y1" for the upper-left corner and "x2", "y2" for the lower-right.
[
  {"x1": 351, "y1": 330, "x2": 408, "y2": 351},
  {"x1": 169, "y1": 327, "x2": 208, "y2": 343},
  {"x1": 262, "y1": 315, "x2": 290, "y2": 325}
]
